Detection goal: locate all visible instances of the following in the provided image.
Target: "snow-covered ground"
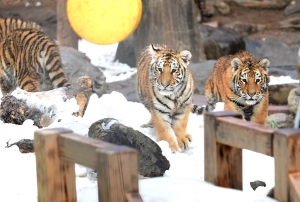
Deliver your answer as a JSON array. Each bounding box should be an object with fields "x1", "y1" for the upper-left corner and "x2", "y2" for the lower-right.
[{"x1": 1, "y1": 39, "x2": 299, "y2": 202}]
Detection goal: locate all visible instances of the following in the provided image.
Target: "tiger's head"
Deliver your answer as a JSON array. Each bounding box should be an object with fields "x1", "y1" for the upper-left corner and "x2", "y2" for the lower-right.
[
  {"x1": 230, "y1": 57, "x2": 270, "y2": 106},
  {"x1": 148, "y1": 44, "x2": 192, "y2": 95}
]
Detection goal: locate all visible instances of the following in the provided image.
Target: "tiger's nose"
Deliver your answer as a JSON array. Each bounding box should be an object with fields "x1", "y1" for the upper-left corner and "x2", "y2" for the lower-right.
[
  {"x1": 161, "y1": 82, "x2": 170, "y2": 88},
  {"x1": 248, "y1": 93, "x2": 256, "y2": 97}
]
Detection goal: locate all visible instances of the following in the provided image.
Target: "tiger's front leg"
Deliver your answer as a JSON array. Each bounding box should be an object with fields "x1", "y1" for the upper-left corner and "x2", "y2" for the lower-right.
[
  {"x1": 172, "y1": 105, "x2": 192, "y2": 150},
  {"x1": 19, "y1": 75, "x2": 40, "y2": 92},
  {"x1": 151, "y1": 109, "x2": 182, "y2": 152}
]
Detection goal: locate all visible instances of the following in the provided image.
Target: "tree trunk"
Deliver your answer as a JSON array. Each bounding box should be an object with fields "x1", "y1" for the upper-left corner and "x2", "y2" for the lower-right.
[
  {"x1": 133, "y1": 0, "x2": 206, "y2": 64},
  {"x1": 57, "y1": 0, "x2": 79, "y2": 49}
]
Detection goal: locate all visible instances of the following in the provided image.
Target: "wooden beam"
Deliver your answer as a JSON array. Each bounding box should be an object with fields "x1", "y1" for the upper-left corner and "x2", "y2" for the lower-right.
[
  {"x1": 97, "y1": 146, "x2": 139, "y2": 202},
  {"x1": 274, "y1": 129, "x2": 300, "y2": 202},
  {"x1": 216, "y1": 116, "x2": 275, "y2": 156},
  {"x1": 34, "y1": 128, "x2": 77, "y2": 202},
  {"x1": 289, "y1": 172, "x2": 300, "y2": 202},
  {"x1": 204, "y1": 111, "x2": 243, "y2": 190}
]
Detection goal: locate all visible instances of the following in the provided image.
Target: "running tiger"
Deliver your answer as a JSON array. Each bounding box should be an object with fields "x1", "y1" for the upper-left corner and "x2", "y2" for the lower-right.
[
  {"x1": 137, "y1": 44, "x2": 194, "y2": 152},
  {"x1": 192, "y1": 51, "x2": 270, "y2": 125},
  {"x1": 0, "y1": 29, "x2": 70, "y2": 95},
  {"x1": 0, "y1": 17, "x2": 42, "y2": 41}
]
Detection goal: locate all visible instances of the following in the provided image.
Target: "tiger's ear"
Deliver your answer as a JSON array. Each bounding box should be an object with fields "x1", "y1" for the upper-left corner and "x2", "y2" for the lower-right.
[
  {"x1": 149, "y1": 44, "x2": 160, "y2": 57},
  {"x1": 231, "y1": 58, "x2": 242, "y2": 72},
  {"x1": 180, "y1": 50, "x2": 192, "y2": 66},
  {"x1": 259, "y1": 58, "x2": 270, "y2": 71}
]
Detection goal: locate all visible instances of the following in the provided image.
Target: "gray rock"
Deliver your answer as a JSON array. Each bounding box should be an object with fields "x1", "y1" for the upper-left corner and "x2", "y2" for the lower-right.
[
  {"x1": 288, "y1": 87, "x2": 300, "y2": 115},
  {"x1": 223, "y1": 21, "x2": 265, "y2": 37},
  {"x1": 215, "y1": 1, "x2": 231, "y2": 15},
  {"x1": 269, "y1": 65, "x2": 299, "y2": 80},
  {"x1": 189, "y1": 60, "x2": 216, "y2": 95},
  {"x1": 202, "y1": 37, "x2": 224, "y2": 60},
  {"x1": 199, "y1": 24, "x2": 246, "y2": 56},
  {"x1": 246, "y1": 39, "x2": 300, "y2": 66},
  {"x1": 284, "y1": 4, "x2": 300, "y2": 16},
  {"x1": 88, "y1": 118, "x2": 170, "y2": 177},
  {"x1": 114, "y1": 35, "x2": 136, "y2": 67},
  {"x1": 267, "y1": 113, "x2": 294, "y2": 129},
  {"x1": 60, "y1": 46, "x2": 107, "y2": 97}
]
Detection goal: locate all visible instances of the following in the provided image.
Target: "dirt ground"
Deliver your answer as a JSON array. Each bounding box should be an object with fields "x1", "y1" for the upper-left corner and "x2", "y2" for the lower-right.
[{"x1": 208, "y1": 1, "x2": 300, "y2": 46}]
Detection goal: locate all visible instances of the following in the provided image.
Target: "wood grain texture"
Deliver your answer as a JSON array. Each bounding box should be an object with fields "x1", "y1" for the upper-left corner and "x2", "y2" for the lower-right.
[
  {"x1": 216, "y1": 116, "x2": 275, "y2": 156},
  {"x1": 34, "y1": 128, "x2": 76, "y2": 202},
  {"x1": 97, "y1": 146, "x2": 139, "y2": 202},
  {"x1": 274, "y1": 129, "x2": 300, "y2": 202},
  {"x1": 289, "y1": 172, "x2": 300, "y2": 202},
  {"x1": 204, "y1": 111, "x2": 243, "y2": 189}
]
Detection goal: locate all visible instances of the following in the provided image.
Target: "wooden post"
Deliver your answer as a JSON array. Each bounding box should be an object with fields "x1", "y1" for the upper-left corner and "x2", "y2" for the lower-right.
[
  {"x1": 289, "y1": 172, "x2": 300, "y2": 202},
  {"x1": 97, "y1": 146, "x2": 140, "y2": 202},
  {"x1": 57, "y1": 0, "x2": 80, "y2": 49},
  {"x1": 273, "y1": 129, "x2": 300, "y2": 202},
  {"x1": 34, "y1": 128, "x2": 76, "y2": 202},
  {"x1": 204, "y1": 111, "x2": 243, "y2": 190}
]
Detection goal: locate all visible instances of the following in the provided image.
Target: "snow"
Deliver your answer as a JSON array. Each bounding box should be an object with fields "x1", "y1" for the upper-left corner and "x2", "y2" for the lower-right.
[{"x1": 2, "y1": 38, "x2": 298, "y2": 202}]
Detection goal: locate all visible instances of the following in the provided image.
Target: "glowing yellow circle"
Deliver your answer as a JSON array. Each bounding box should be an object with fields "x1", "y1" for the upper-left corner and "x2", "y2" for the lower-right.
[{"x1": 67, "y1": 0, "x2": 142, "y2": 45}]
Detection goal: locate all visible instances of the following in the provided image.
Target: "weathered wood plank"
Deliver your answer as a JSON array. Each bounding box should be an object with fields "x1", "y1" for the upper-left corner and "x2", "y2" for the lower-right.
[
  {"x1": 126, "y1": 193, "x2": 144, "y2": 202},
  {"x1": 216, "y1": 116, "x2": 275, "y2": 156},
  {"x1": 289, "y1": 172, "x2": 300, "y2": 202},
  {"x1": 97, "y1": 146, "x2": 139, "y2": 202},
  {"x1": 204, "y1": 111, "x2": 243, "y2": 189},
  {"x1": 274, "y1": 129, "x2": 300, "y2": 202},
  {"x1": 58, "y1": 133, "x2": 114, "y2": 169},
  {"x1": 34, "y1": 128, "x2": 76, "y2": 202}
]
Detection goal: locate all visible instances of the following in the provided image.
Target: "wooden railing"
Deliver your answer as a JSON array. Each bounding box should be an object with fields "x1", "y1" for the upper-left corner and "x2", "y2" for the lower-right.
[
  {"x1": 34, "y1": 128, "x2": 143, "y2": 202},
  {"x1": 204, "y1": 111, "x2": 300, "y2": 202}
]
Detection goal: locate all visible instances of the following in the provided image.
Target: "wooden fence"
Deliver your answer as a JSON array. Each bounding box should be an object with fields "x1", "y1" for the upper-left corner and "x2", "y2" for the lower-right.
[
  {"x1": 34, "y1": 128, "x2": 143, "y2": 202},
  {"x1": 204, "y1": 110, "x2": 300, "y2": 202}
]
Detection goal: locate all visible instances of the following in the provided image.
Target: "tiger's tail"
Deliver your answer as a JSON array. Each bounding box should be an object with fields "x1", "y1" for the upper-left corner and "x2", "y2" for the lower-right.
[{"x1": 191, "y1": 104, "x2": 208, "y2": 115}]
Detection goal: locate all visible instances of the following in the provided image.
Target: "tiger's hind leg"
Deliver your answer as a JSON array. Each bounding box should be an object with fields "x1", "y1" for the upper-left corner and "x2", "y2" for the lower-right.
[
  {"x1": 140, "y1": 118, "x2": 154, "y2": 128},
  {"x1": 19, "y1": 75, "x2": 40, "y2": 92}
]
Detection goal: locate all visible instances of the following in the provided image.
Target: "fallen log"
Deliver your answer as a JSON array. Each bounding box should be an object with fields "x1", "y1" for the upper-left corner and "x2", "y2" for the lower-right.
[
  {"x1": 0, "y1": 76, "x2": 93, "y2": 128},
  {"x1": 6, "y1": 139, "x2": 34, "y2": 153},
  {"x1": 88, "y1": 118, "x2": 170, "y2": 177}
]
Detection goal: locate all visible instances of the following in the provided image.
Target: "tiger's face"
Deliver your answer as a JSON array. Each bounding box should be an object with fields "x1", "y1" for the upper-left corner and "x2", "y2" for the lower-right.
[
  {"x1": 149, "y1": 44, "x2": 191, "y2": 95},
  {"x1": 231, "y1": 57, "x2": 270, "y2": 105}
]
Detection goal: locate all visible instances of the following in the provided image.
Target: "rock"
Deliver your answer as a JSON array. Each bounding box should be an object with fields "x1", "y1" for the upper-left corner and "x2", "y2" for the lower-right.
[
  {"x1": 288, "y1": 87, "x2": 300, "y2": 115},
  {"x1": 202, "y1": 37, "x2": 224, "y2": 60},
  {"x1": 233, "y1": 0, "x2": 291, "y2": 9},
  {"x1": 188, "y1": 60, "x2": 216, "y2": 95},
  {"x1": 269, "y1": 65, "x2": 299, "y2": 80},
  {"x1": 267, "y1": 113, "x2": 294, "y2": 129},
  {"x1": 105, "y1": 74, "x2": 140, "y2": 102},
  {"x1": 278, "y1": 17, "x2": 300, "y2": 29},
  {"x1": 114, "y1": 35, "x2": 136, "y2": 67},
  {"x1": 284, "y1": 4, "x2": 300, "y2": 16},
  {"x1": 223, "y1": 21, "x2": 265, "y2": 37},
  {"x1": 269, "y1": 83, "x2": 298, "y2": 105},
  {"x1": 215, "y1": 1, "x2": 231, "y2": 15},
  {"x1": 246, "y1": 39, "x2": 300, "y2": 66},
  {"x1": 60, "y1": 46, "x2": 107, "y2": 97},
  {"x1": 6, "y1": 139, "x2": 34, "y2": 153},
  {"x1": 88, "y1": 118, "x2": 170, "y2": 177},
  {"x1": 250, "y1": 180, "x2": 266, "y2": 191},
  {"x1": 199, "y1": 24, "x2": 246, "y2": 56}
]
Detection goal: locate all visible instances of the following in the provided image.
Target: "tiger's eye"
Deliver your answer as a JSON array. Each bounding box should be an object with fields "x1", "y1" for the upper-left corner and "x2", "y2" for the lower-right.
[{"x1": 171, "y1": 69, "x2": 177, "y2": 73}]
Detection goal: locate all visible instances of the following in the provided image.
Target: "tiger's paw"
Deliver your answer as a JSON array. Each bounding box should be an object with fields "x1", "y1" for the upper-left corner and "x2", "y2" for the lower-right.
[
  {"x1": 169, "y1": 142, "x2": 182, "y2": 153},
  {"x1": 178, "y1": 134, "x2": 192, "y2": 150}
]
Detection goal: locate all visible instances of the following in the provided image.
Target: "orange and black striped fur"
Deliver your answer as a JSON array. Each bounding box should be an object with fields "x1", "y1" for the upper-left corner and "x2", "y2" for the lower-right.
[
  {"x1": 0, "y1": 17, "x2": 42, "y2": 41},
  {"x1": 137, "y1": 44, "x2": 194, "y2": 152},
  {"x1": 191, "y1": 51, "x2": 270, "y2": 125},
  {"x1": 0, "y1": 29, "x2": 70, "y2": 95}
]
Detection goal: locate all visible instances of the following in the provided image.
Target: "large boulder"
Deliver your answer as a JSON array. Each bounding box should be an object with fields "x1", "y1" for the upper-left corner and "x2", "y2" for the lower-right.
[
  {"x1": 60, "y1": 46, "x2": 107, "y2": 97},
  {"x1": 88, "y1": 118, "x2": 170, "y2": 177},
  {"x1": 199, "y1": 24, "x2": 246, "y2": 57}
]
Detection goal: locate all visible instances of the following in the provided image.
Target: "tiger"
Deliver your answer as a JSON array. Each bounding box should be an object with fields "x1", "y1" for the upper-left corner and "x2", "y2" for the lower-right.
[
  {"x1": 191, "y1": 51, "x2": 270, "y2": 125},
  {"x1": 137, "y1": 44, "x2": 194, "y2": 152},
  {"x1": 0, "y1": 17, "x2": 43, "y2": 41},
  {"x1": 0, "y1": 28, "x2": 70, "y2": 95}
]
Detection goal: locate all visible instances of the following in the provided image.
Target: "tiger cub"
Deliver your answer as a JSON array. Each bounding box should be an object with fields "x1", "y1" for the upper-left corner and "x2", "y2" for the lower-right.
[
  {"x1": 191, "y1": 51, "x2": 270, "y2": 125},
  {"x1": 0, "y1": 17, "x2": 42, "y2": 41},
  {"x1": 137, "y1": 44, "x2": 194, "y2": 152},
  {"x1": 0, "y1": 29, "x2": 70, "y2": 95}
]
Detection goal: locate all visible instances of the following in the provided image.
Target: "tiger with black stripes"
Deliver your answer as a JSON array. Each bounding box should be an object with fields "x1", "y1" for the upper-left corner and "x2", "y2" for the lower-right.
[
  {"x1": 137, "y1": 44, "x2": 194, "y2": 152},
  {"x1": 191, "y1": 51, "x2": 270, "y2": 125},
  {"x1": 0, "y1": 17, "x2": 43, "y2": 41},
  {"x1": 0, "y1": 28, "x2": 70, "y2": 95}
]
